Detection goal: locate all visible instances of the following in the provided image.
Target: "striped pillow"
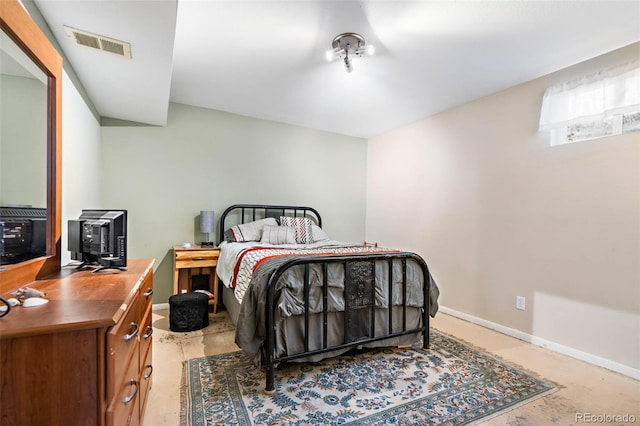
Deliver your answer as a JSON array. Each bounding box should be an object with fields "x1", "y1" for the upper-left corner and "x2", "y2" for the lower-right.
[
  {"x1": 279, "y1": 216, "x2": 314, "y2": 244},
  {"x1": 260, "y1": 225, "x2": 296, "y2": 245}
]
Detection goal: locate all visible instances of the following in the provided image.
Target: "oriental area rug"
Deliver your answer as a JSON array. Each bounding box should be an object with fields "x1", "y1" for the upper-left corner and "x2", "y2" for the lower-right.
[{"x1": 181, "y1": 330, "x2": 556, "y2": 425}]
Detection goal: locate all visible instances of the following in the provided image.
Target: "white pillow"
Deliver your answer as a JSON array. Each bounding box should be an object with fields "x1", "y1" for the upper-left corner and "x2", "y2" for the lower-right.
[
  {"x1": 311, "y1": 224, "x2": 329, "y2": 242},
  {"x1": 225, "y1": 217, "x2": 278, "y2": 242},
  {"x1": 261, "y1": 225, "x2": 296, "y2": 245},
  {"x1": 279, "y1": 216, "x2": 314, "y2": 244}
]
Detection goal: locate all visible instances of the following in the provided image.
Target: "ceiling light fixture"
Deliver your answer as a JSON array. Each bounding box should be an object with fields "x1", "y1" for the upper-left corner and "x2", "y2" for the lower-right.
[{"x1": 326, "y1": 32, "x2": 373, "y2": 73}]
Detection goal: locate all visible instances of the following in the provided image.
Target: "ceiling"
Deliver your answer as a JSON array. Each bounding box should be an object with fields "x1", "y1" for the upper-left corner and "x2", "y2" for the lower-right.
[{"x1": 32, "y1": 1, "x2": 640, "y2": 138}]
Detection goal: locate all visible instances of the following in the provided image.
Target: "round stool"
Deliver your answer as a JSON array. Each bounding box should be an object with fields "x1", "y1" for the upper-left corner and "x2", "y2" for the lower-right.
[{"x1": 169, "y1": 292, "x2": 209, "y2": 332}]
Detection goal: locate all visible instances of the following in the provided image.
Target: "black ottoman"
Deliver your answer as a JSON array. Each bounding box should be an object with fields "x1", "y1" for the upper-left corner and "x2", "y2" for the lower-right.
[{"x1": 169, "y1": 292, "x2": 209, "y2": 332}]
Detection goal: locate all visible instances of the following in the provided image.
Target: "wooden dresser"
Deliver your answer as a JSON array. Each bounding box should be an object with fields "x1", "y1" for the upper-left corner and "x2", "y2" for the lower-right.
[{"x1": 0, "y1": 258, "x2": 155, "y2": 426}]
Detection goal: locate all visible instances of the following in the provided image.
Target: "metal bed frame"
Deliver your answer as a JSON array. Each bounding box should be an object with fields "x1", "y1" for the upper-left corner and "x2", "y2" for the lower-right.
[{"x1": 219, "y1": 204, "x2": 431, "y2": 393}]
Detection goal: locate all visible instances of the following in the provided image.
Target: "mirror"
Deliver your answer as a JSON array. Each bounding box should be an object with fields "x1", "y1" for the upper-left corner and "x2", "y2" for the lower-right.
[
  {"x1": 0, "y1": 28, "x2": 48, "y2": 265},
  {"x1": 0, "y1": 0, "x2": 62, "y2": 291}
]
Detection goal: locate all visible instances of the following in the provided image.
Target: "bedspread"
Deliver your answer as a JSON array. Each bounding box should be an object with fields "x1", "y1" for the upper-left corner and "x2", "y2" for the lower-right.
[
  {"x1": 234, "y1": 252, "x2": 440, "y2": 362},
  {"x1": 230, "y1": 243, "x2": 400, "y2": 303}
]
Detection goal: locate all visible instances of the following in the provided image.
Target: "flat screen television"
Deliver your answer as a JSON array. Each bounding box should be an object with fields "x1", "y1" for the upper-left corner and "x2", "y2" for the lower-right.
[{"x1": 68, "y1": 209, "x2": 127, "y2": 272}]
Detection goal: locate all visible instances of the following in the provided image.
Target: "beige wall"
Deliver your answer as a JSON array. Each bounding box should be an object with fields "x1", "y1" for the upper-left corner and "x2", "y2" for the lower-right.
[
  {"x1": 101, "y1": 102, "x2": 367, "y2": 303},
  {"x1": 366, "y1": 43, "x2": 640, "y2": 372}
]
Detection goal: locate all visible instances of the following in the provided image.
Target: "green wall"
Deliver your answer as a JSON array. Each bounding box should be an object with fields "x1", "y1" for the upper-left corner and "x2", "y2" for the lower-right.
[
  {"x1": 101, "y1": 102, "x2": 367, "y2": 303},
  {"x1": 0, "y1": 74, "x2": 47, "y2": 207}
]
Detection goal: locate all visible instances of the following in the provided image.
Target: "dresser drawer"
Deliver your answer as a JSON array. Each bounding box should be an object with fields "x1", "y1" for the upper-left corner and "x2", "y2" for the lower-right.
[
  {"x1": 106, "y1": 293, "x2": 142, "y2": 399},
  {"x1": 140, "y1": 273, "x2": 154, "y2": 308},
  {"x1": 106, "y1": 345, "x2": 141, "y2": 426},
  {"x1": 139, "y1": 343, "x2": 153, "y2": 421},
  {"x1": 139, "y1": 303, "x2": 153, "y2": 368}
]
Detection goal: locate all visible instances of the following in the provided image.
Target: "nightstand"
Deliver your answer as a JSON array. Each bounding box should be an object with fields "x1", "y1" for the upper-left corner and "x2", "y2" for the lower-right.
[{"x1": 172, "y1": 245, "x2": 220, "y2": 313}]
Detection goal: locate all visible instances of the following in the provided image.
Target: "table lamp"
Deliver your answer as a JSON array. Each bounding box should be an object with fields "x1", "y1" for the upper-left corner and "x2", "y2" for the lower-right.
[{"x1": 200, "y1": 210, "x2": 215, "y2": 247}]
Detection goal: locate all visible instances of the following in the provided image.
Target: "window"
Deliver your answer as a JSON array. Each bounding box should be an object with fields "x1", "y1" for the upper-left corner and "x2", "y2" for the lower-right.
[{"x1": 539, "y1": 60, "x2": 640, "y2": 146}]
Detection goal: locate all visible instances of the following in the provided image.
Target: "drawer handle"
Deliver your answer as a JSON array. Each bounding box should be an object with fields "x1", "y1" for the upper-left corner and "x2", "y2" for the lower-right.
[
  {"x1": 124, "y1": 322, "x2": 139, "y2": 342},
  {"x1": 143, "y1": 326, "x2": 153, "y2": 339},
  {"x1": 143, "y1": 288, "x2": 154, "y2": 298},
  {"x1": 192, "y1": 257, "x2": 205, "y2": 260},
  {"x1": 143, "y1": 364, "x2": 153, "y2": 380},
  {"x1": 123, "y1": 379, "x2": 139, "y2": 405},
  {"x1": 0, "y1": 297, "x2": 10, "y2": 318}
]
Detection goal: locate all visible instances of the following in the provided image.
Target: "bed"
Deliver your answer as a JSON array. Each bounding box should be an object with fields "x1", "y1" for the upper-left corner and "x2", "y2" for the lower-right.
[{"x1": 217, "y1": 204, "x2": 440, "y2": 393}]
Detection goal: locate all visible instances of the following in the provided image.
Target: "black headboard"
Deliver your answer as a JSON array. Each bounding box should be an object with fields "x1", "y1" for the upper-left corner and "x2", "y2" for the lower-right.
[{"x1": 218, "y1": 204, "x2": 322, "y2": 245}]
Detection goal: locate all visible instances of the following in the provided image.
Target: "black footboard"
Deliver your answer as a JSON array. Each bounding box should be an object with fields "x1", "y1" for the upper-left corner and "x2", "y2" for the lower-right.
[{"x1": 263, "y1": 252, "x2": 430, "y2": 393}]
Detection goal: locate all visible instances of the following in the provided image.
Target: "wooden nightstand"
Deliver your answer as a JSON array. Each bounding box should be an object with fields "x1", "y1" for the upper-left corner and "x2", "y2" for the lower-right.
[{"x1": 173, "y1": 245, "x2": 220, "y2": 313}]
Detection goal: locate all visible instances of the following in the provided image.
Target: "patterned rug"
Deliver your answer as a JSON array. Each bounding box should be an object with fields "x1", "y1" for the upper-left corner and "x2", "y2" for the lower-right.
[
  {"x1": 181, "y1": 330, "x2": 556, "y2": 425},
  {"x1": 155, "y1": 311, "x2": 236, "y2": 343}
]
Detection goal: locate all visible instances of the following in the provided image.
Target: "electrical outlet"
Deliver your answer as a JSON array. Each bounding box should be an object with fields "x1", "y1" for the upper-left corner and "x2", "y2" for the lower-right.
[{"x1": 516, "y1": 296, "x2": 526, "y2": 310}]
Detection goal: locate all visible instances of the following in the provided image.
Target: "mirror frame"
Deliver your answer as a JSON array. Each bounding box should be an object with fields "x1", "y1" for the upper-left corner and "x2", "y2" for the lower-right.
[{"x1": 0, "y1": 0, "x2": 62, "y2": 292}]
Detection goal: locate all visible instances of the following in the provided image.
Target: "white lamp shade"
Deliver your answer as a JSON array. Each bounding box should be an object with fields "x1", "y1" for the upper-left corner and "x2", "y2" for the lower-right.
[{"x1": 200, "y1": 210, "x2": 215, "y2": 234}]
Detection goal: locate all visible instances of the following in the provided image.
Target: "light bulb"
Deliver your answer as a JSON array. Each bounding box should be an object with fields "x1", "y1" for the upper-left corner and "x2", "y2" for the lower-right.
[
  {"x1": 344, "y1": 56, "x2": 353, "y2": 73},
  {"x1": 325, "y1": 50, "x2": 334, "y2": 61}
]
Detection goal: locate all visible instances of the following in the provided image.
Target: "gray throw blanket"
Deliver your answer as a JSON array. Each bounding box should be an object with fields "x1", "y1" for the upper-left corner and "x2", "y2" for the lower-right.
[{"x1": 234, "y1": 255, "x2": 440, "y2": 363}]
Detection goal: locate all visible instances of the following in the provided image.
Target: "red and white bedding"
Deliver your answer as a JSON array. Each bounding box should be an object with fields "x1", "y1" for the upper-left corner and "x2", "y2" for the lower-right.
[{"x1": 217, "y1": 240, "x2": 399, "y2": 304}]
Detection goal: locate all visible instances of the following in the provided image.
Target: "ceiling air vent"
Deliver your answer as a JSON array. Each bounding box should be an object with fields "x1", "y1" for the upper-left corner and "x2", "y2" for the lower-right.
[{"x1": 64, "y1": 26, "x2": 132, "y2": 59}]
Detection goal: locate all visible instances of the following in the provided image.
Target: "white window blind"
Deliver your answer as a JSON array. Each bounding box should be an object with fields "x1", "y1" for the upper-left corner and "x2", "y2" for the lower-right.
[{"x1": 539, "y1": 60, "x2": 640, "y2": 145}]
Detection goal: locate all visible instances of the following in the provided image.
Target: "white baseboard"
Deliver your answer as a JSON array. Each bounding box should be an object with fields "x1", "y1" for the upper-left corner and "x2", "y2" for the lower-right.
[
  {"x1": 439, "y1": 306, "x2": 640, "y2": 381},
  {"x1": 153, "y1": 302, "x2": 169, "y2": 311}
]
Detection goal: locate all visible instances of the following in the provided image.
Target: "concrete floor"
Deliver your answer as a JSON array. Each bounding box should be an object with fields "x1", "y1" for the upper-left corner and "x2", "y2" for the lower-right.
[{"x1": 142, "y1": 308, "x2": 639, "y2": 425}]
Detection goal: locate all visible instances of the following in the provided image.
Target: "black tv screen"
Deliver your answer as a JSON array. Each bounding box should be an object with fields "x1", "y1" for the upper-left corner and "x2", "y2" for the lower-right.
[
  {"x1": 68, "y1": 209, "x2": 127, "y2": 272},
  {"x1": 0, "y1": 206, "x2": 46, "y2": 265}
]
